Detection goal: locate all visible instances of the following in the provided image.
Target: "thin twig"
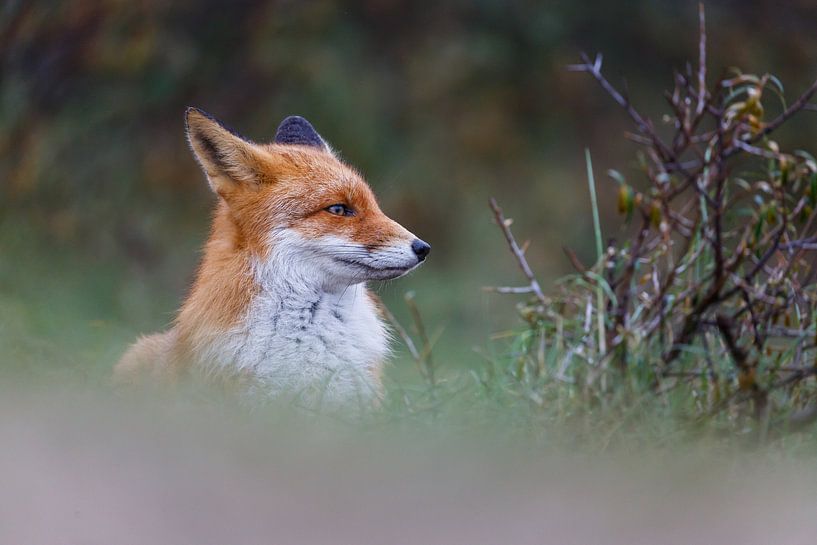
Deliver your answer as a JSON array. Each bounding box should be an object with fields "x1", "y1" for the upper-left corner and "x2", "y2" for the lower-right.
[
  {"x1": 569, "y1": 53, "x2": 674, "y2": 161},
  {"x1": 488, "y1": 198, "x2": 548, "y2": 308},
  {"x1": 483, "y1": 286, "x2": 535, "y2": 294},
  {"x1": 695, "y1": 3, "x2": 707, "y2": 117},
  {"x1": 755, "y1": 76, "x2": 817, "y2": 141},
  {"x1": 381, "y1": 303, "x2": 424, "y2": 371},
  {"x1": 562, "y1": 246, "x2": 588, "y2": 273},
  {"x1": 405, "y1": 291, "x2": 436, "y2": 389}
]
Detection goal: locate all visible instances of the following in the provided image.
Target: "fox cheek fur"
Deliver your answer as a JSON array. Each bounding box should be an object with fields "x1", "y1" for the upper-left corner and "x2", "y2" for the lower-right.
[{"x1": 113, "y1": 108, "x2": 430, "y2": 403}]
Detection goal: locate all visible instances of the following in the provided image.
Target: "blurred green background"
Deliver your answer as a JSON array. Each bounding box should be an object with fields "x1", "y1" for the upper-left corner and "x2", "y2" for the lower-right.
[{"x1": 2, "y1": 0, "x2": 817, "y2": 382}]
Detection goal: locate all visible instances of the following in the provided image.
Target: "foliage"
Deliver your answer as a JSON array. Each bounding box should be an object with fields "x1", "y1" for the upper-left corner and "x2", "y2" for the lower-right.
[{"x1": 474, "y1": 7, "x2": 817, "y2": 441}]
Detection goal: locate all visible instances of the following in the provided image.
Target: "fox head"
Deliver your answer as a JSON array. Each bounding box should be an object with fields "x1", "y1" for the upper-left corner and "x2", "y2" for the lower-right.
[{"x1": 184, "y1": 107, "x2": 430, "y2": 289}]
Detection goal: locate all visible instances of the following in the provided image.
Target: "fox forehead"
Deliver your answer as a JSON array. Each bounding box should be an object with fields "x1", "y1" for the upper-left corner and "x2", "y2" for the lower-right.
[{"x1": 255, "y1": 144, "x2": 380, "y2": 213}]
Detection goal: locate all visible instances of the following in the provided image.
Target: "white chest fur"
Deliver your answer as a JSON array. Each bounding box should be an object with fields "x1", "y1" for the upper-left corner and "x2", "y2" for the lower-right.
[{"x1": 200, "y1": 280, "x2": 389, "y2": 403}]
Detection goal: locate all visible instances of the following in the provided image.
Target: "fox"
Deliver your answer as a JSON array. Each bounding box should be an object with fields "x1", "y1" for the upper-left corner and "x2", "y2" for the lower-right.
[{"x1": 114, "y1": 108, "x2": 430, "y2": 404}]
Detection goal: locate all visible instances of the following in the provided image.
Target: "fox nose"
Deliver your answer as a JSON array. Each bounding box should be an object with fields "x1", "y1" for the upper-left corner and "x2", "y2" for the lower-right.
[{"x1": 411, "y1": 239, "x2": 431, "y2": 261}]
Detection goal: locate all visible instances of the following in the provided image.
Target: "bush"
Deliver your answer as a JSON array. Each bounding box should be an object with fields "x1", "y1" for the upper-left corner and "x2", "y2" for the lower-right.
[{"x1": 479, "y1": 6, "x2": 817, "y2": 441}]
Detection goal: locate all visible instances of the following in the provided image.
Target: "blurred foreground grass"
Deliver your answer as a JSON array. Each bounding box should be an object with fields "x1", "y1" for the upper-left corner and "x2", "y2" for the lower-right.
[{"x1": 2, "y1": 384, "x2": 817, "y2": 545}]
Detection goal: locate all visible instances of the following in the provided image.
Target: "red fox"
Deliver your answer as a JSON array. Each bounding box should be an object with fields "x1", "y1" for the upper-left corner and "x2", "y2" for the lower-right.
[{"x1": 114, "y1": 108, "x2": 430, "y2": 404}]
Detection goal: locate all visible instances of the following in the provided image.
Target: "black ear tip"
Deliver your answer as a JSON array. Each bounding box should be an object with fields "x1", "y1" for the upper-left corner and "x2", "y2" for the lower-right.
[
  {"x1": 184, "y1": 107, "x2": 212, "y2": 130},
  {"x1": 274, "y1": 115, "x2": 326, "y2": 149},
  {"x1": 184, "y1": 107, "x2": 245, "y2": 140},
  {"x1": 276, "y1": 115, "x2": 316, "y2": 135},
  {"x1": 279, "y1": 115, "x2": 312, "y2": 127}
]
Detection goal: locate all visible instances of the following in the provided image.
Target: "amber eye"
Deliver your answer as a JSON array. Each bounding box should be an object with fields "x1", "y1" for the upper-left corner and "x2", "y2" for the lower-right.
[{"x1": 325, "y1": 204, "x2": 354, "y2": 217}]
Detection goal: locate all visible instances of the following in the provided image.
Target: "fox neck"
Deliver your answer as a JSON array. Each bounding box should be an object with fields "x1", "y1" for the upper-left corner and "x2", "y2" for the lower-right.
[{"x1": 176, "y1": 203, "x2": 387, "y2": 397}]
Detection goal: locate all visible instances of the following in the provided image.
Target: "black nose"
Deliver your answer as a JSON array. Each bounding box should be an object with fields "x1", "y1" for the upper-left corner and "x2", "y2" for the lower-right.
[{"x1": 411, "y1": 239, "x2": 431, "y2": 261}]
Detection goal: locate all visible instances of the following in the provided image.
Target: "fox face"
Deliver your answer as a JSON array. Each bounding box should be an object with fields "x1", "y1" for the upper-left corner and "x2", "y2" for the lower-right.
[{"x1": 185, "y1": 108, "x2": 430, "y2": 288}]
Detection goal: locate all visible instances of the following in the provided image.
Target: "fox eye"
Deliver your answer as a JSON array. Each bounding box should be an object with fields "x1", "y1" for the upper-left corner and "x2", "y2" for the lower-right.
[{"x1": 325, "y1": 204, "x2": 354, "y2": 217}]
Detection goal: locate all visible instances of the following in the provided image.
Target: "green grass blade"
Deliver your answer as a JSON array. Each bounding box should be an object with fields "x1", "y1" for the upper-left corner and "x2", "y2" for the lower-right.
[{"x1": 585, "y1": 149, "x2": 606, "y2": 356}]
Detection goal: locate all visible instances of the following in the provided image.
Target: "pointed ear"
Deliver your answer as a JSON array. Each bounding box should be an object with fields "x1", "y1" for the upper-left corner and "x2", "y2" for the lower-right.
[
  {"x1": 273, "y1": 115, "x2": 332, "y2": 153},
  {"x1": 185, "y1": 107, "x2": 268, "y2": 196}
]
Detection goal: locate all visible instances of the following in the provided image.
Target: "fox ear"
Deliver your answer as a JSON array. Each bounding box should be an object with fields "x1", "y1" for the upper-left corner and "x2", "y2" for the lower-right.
[
  {"x1": 185, "y1": 107, "x2": 268, "y2": 196},
  {"x1": 273, "y1": 115, "x2": 332, "y2": 152}
]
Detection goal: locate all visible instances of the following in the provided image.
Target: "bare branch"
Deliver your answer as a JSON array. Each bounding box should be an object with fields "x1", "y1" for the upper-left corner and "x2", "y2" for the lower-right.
[
  {"x1": 381, "y1": 304, "x2": 422, "y2": 364},
  {"x1": 755, "y1": 76, "x2": 817, "y2": 141},
  {"x1": 562, "y1": 246, "x2": 588, "y2": 273},
  {"x1": 489, "y1": 198, "x2": 548, "y2": 308},
  {"x1": 483, "y1": 286, "x2": 535, "y2": 294},
  {"x1": 695, "y1": 3, "x2": 707, "y2": 117},
  {"x1": 571, "y1": 52, "x2": 675, "y2": 162}
]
